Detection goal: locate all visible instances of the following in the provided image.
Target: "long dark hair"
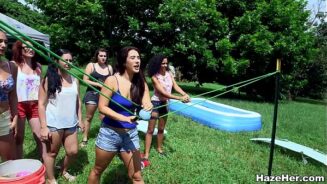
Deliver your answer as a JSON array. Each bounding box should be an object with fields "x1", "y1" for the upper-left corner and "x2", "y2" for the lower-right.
[
  {"x1": 91, "y1": 48, "x2": 108, "y2": 63},
  {"x1": 147, "y1": 55, "x2": 169, "y2": 77},
  {"x1": 12, "y1": 40, "x2": 39, "y2": 73},
  {"x1": 117, "y1": 46, "x2": 145, "y2": 105},
  {"x1": 42, "y1": 49, "x2": 72, "y2": 98}
]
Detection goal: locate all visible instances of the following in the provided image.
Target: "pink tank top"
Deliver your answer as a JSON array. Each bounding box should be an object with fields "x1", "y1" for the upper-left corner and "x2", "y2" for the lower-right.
[{"x1": 151, "y1": 71, "x2": 173, "y2": 102}]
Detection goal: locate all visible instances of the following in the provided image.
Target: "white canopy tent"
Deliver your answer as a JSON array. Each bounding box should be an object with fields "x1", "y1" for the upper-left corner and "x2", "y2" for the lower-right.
[{"x1": 0, "y1": 13, "x2": 50, "y2": 48}]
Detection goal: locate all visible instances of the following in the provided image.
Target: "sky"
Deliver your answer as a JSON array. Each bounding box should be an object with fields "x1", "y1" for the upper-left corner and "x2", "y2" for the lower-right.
[{"x1": 306, "y1": 0, "x2": 327, "y2": 24}]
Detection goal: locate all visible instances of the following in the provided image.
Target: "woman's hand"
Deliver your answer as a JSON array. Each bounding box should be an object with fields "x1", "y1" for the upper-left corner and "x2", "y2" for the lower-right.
[
  {"x1": 124, "y1": 116, "x2": 138, "y2": 124},
  {"x1": 9, "y1": 119, "x2": 17, "y2": 137},
  {"x1": 181, "y1": 94, "x2": 191, "y2": 103},
  {"x1": 142, "y1": 102, "x2": 153, "y2": 111},
  {"x1": 40, "y1": 126, "x2": 51, "y2": 142},
  {"x1": 78, "y1": 121, "x2": 85, "y2": 132}
]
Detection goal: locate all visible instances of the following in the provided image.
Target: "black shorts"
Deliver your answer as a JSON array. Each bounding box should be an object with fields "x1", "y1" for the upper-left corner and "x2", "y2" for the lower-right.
[
  {"x1": 151, "y1": 100, "x2": 168, "y2": 118},
  {"x1": 83, "y1": 91, "x2": 99, "y2": 105}
]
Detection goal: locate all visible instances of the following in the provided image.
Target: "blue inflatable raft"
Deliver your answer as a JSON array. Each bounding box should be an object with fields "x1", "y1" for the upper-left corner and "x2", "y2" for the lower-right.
[{"x1": 169, "y1": 98, "x2": 261, "y2": 132}]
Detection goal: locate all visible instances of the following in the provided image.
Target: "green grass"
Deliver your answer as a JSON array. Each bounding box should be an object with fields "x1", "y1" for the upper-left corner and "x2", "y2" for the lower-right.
[{"x1": 23, "y1": 70, "x2": 326, "y2": 183}]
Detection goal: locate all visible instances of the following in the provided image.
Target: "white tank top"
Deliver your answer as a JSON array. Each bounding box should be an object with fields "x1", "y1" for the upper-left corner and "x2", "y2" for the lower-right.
[
  {"x1": 16, "y1": 67, "x2": 40, "y2": 102},
  {"x1": 46, "y1": 78, "x2": 78, "y2": 128}
]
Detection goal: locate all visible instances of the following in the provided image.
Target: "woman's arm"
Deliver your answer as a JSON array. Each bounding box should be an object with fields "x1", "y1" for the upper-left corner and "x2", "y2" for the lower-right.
[
  {"x1": 98, "y1": 76, "x2": 136, "y2": 123},
  {"x1": 83, "y1": 63, "x2": 102, "y2": 88},
  {"x1": 37, "y1": 62, "x2": 42, "y2": 76},
  {"x1": 38, "y1": 78, "x2": 51, "y2": 141},
  {"x1": 8, "y1": 62, "x2": 18, "y2": 136},
  {"x1": 171, "y1": 72, "x2": 190, "y2": 102},
  {"x1": 76, "y1": 80, "x2": 84, "y2": 131},
  {"x1": 108, "y1": 65, "x2": 114, "y2": 75},
  {"x1": 141, "y1": 82, "x2": 153, "y2": 111},
  {"x1": 152, "y1": 76, "x2": 183, "y2": 100}
]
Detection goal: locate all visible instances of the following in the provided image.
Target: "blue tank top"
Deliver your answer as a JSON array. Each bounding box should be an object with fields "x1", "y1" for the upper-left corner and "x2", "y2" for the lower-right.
[{"x1": 102, "y1": 77, "x2": 136, "y2": 129}]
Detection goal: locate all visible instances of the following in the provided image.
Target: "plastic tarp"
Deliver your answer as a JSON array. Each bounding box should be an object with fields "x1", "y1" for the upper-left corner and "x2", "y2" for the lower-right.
[{"x1": 0, "y1": 13, "x2": 50, "y2": 48}]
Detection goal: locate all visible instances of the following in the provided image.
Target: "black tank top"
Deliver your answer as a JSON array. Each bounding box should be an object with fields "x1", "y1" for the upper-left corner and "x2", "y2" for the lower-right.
[{"x1": 86, "y1": 63, "x2": 112, "y2": 92}]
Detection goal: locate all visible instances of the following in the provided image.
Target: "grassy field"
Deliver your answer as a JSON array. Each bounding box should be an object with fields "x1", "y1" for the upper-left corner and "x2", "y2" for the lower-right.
[{"x1": 22, "y1": 70, "x2": 326, "y2": 183}]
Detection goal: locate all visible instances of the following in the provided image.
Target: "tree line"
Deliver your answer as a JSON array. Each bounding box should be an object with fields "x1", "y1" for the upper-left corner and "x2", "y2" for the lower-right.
[{"x1": 1, "y1": 0, "x2": 326, "y2": 99}]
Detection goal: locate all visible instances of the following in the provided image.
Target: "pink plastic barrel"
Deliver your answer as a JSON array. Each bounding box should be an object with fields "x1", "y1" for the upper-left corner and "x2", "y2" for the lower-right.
[{"x1": 0, "y1": 159, "x2": 45, "y2": 184}]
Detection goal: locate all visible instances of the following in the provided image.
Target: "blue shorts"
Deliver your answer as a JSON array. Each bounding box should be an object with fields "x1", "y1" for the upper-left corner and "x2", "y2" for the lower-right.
[
  {"x1": 151, "y1": 100, "x2": 168, "y2": 117},
  {"x1": 95, "y1": 124, "x2": 140, "y2": 152},
  {"x1": 48, "y1": 126, "x2": 77, "y2": 133}
]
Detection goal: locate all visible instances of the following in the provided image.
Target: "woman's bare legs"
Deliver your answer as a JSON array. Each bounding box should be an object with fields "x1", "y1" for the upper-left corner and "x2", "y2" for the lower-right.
[
  {"x1": 144, "y1": 112, "x2": 159, "y2": 159},
  {"x1": 29, "y1": 117, "x2": 43, "y2": 158},
  {"x1": 42, "y1": 130, "x2": 63, "y2": 184},
  {"x1": 121, "y1": 150, "x2": 144, "y2": 184},
  {"x1": 157, "y1": 116, "x2": 168, "y2": 153},
  {"x1": 15, "y1": 117, "x2": 43, "y2": 159},
  {"x1": 61, "y1": 130, "x2": 78, "y2": 176},
  {"x1": 15, "y1": 117, "x2": 26, "y2": 159},
  {"x1": 88, "y1": 148, "x2": 116, "y2": 184},
  {"x1": 82, "y1": 104, "x2": 97, "y2": 144},
  {"x1": 0, "y1": 133, "x2": 14, "y2": 161}
]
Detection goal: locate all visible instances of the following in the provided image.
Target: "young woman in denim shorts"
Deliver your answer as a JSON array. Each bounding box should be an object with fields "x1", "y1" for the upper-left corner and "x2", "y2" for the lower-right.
[
  {"x1": 81, "y1": 48, "x2": 113, "y2": 147},
  {"x1": 12, "y1": 39, "x2": 43, "y2": 159},
  {"x1": 143, "y1": 55, "x2": 190, "y2": 160},
  {"x1": 88, "y1": 46, "x2": 152, "y2": 184},
  {"x1": 38, "y1": 49, "x2": 84, "y2": 184},
  {"x1": 0, "y1": 31, "x2": 18, "y2": 161}
]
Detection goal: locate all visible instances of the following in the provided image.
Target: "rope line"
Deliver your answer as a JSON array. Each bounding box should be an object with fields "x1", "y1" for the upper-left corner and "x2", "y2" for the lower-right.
[
  {"x1": 0, "y1": 21, "x2": 140, "y2": 118},
  {"x1": 153, "y1": 71, "x2": 276, "y2": 110},
  {"x1": 158, "y1": 71, "x2": 277, "y2": 119}
]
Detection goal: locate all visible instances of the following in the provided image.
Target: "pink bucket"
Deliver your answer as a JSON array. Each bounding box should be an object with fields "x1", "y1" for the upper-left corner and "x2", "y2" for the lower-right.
[{"x1": 0, "y1": 159, "x2": 45, "y2": 184}]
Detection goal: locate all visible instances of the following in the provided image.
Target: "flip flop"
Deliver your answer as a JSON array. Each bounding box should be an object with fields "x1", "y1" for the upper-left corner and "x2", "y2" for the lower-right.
[
  {"x1": 79, "y1": 140, "x2": 88, "y2": 148},
  {"x1": 62, "y1": 172, "x2": 76, "y2": 182}
]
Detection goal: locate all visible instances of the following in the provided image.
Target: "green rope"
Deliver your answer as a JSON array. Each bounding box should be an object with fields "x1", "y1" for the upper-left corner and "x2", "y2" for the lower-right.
[
  {"x1": 158, "y1": 71, "x2": 278, "y2": 119},
  {"x1": 0, "y1": 22, "x2": 140, "y2": 118},
  {"x1": 0, "y1": 20, "x2": 140, "y2": 108},
  {"x1": 153, "y1": 71, "x2": 276, "y2": 110}
]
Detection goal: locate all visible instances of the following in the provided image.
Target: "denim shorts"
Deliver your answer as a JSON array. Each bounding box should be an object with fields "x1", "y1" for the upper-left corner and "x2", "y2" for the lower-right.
[
  {"x1": 96, "y1": 124, "x2": 140, "y2": 152},
  {"x1": 83, "y1": 91, "x2": 99, "y2": 105},
  {"x1": 151, "y1": 100, "x2": 169, "y2": 117},
  {"x1": 48, "y1": 126, "x2": 77, "y2": 133}
]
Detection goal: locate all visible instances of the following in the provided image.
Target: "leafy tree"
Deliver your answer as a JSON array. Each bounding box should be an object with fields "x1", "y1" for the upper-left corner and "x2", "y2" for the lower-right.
[
  {"x1": 301, "y1": 21, "x2": 327, "y2": 99},
  {"x1": 100, "y1": 0, "x2": 163, "y2": 65},
  {"x1": 6, "y1": 0, "x2": 324, "y2": 99},
  {"x1": 151, "y1": 0, "x2": 318, "y2": 99},
  {"x1": 0, "y1": 0, "x2": 47, "y2": 29},
  {"x1": 28, "y1": 0, "x2": 163, "y2": 66},
  {"x1": 148, "y1": 0, "x2": 233, "y2": 83},
  {"x1": 229, "y1": 0, "x2": 317, "y2": 99},
  {"x1": 27, "y1": 0, "x2": 108, "y2": 63}
]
